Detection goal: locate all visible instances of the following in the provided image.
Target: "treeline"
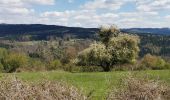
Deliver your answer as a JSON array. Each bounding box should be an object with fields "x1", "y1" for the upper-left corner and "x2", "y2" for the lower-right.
[
  {"x1": 138, "y1": 34, "x2": 170, "y2": 58},
  {"x1": 0, "y1": 24, "x2": 97, "y2": 40},
  {"x1": 0, "y1": 39, "x2": 92, "y2": 72}
]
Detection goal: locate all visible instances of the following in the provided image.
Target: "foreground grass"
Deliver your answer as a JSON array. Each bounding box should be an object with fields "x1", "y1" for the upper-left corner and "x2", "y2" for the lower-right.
[{"x1": 1, "y1": 70, "x2": 170, "y2": 100}]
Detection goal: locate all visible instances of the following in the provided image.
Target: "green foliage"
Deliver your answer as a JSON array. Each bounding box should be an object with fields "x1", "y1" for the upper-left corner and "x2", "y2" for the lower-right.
[
  {"x1": 80, "y1": 66, "x2": 104, "y2": 72},
  {"x1": 98, "y1": 25, "x2": 120, "y2": 47},
  {"x1": 108, "y1": 34, "x2": 140, "y2": 64},
  {"x1": 0, "y1": 48, "x2": 8, "y2": 60},
  {"x1": 0, "y1": 62, "x2": 4, "y2": 72},
  {"x1": 14, "y1": 70, "x2": 170, "y2": 100},
  {"x1": 28, "y1": 59, "x2": 46, "y2": 71},
  {"x1": 164, "y1": 63, "x2": 170, "y2": 69},
  {"x1": 140, "y1": 54, "x2": 166, "y2": 70},
  {"x1": 77, "y1": 43, "x2": 112, "y2": 71},
  {"x1": 77, "y1": 26, "x2": 140, "y2": 71},
  {"x1": 2, "y1": 53, "x2": 29, "y2": 73},
  {"x1": 48, "y1": 60, "x2": 62, "y2": 70}
]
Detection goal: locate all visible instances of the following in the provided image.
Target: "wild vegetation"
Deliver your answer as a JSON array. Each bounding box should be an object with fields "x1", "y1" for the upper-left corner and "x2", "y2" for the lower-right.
[
  {"x1": 0, "y1": 25, "x2": 169, "y2": 100},
  {"x1": 107, "y1": 74, "x2": 170, "y2": 100},
  {"x1": 0, "y1": 25, "x2": 169, "y2": 72},
  {"x1": 0, "y1": 76, "x2": 87, "y2": 100},
  {"x1": 0, "y1": 70, "x2": 169, "y2": 100}
]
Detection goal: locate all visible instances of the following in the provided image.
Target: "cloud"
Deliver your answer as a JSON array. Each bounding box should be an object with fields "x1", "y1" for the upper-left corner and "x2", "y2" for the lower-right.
[
  {"x1": 0, "y1": 0, "x2": 169, "y2": 28},
  {"x1": 81, "y1": 0, "x2": 123, "y2": 11},
  {"x1": 136, "y1": 0, "x2": 170, "y2": 12},
  {"x1": 0, "y1": 0, "x2": 55, "y2": 6},
  {"x1": 39, "y1": 8, "x2": 120, "y2": 28},
  {"x1": 25, "y1": 0, "x2": 55, "y2": 5}
]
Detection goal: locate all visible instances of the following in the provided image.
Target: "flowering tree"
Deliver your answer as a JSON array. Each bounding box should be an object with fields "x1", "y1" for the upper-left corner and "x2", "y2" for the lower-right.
[{"x1": 77, "y1": 25, "x2": 140, "y2": 71}]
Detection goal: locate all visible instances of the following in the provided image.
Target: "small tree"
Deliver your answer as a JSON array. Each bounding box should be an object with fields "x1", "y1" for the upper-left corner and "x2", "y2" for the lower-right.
[{"x1": 77, "y1": 25, "x2": 140, "y2": 71}]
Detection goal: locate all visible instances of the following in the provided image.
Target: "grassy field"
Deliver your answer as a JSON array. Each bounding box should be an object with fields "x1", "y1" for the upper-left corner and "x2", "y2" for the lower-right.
[{"x1": 1, "y1": 70, "x2": 170, "y2": 100}]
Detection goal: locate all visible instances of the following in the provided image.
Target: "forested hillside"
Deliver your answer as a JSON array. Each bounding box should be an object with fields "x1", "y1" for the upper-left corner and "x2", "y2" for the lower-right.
[{"x1": 0, "y1": 24, "x2": 170, "y2": 59}]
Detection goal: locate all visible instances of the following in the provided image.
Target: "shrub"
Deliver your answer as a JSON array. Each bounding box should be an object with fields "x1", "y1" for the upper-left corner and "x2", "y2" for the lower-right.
[
  {"x1": 2, "y1": 53, "x2": 29, "y2": 73},
  {"x1": 80, "y1": 66, "x2": 104, "y2": 72},
  {"x1": 0, "y1": 62, "x2": 3, "y2": 72},
  {"x1": 140, "y1": 54, "x2": 166, "y2": 70},
  {"x1": 29, "y1": 59, "x2": 46, "y2": 71},
  {"x1": 0, "y1": 76, "x2": 87, "y2": 100},
  {"x1": 63, "y1": 64, "x2": 81, "y2": 72},
  {"x1": 111, "y1": 63, "x2": 137, "y2": 71},
  {"x1": 164, "y1": 62, "x2": 170, "y2": 69},
  {"x1": 0, "y1": 48, "x2": 8, "y2": 60},
  {"x1": 107, "y1": 74, "x2": 170, "y2": 100},
  {"x1": 48, "y1": 59, "x2": 62, "y2": 70}
]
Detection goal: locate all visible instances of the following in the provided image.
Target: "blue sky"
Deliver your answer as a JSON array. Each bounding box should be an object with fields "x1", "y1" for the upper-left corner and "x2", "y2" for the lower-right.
[{"x1": 0, "y1": 0, "x2": 170, "y2": 28}]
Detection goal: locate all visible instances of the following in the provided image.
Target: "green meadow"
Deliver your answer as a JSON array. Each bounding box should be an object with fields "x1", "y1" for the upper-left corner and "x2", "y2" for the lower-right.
[{"x1": 1, "y1": 70, "x2": 169, "y2": 100}]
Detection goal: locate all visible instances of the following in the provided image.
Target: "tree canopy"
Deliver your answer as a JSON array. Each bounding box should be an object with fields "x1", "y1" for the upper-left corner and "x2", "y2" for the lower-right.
[{"x1": 77, "y1": 25, "x2": 140, "y2": 71}]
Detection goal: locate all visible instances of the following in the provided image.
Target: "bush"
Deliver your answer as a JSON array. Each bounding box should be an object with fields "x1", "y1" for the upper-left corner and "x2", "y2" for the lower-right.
[
  {"x1": 0, "y1": 62, "x2": 4, "y2": 72},
  {"x1": 0, "y1": 48, "x2": 8, "y2": 60},
  {"x1": 48, "y1": 60, "x2": 62, "y2": 70},
  {"x1": 2, "y1": 53, "x2": 29, "y2": 73},
  {"x1": 0, "y1": 76, "x2": 87, "y2": 100},
  {"x1": 80, "y1": 66, "x2": 104, "y2": 72},
  {"x1": 140, "y1": 54, "x2": 166, "y2": 70},
  {"x1": 111, "y1": 63, "x2": 137, "y2": 71},
  {"x1": 29, "y1": 59, "x2": 46, "y2": 71},
  {"x1": 164, "y1": 62, "x2": 170, "y2": 69},
  {"x1": 107, "y1": 74, "x2": 170, "y2": 100},
  {"x1": 63, "y1": 64, "x2": 81, "y2": 72}
]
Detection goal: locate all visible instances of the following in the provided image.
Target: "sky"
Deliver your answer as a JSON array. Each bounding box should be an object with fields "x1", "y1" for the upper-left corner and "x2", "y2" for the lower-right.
[{"x1": 0, "y1": 0, "x2": 170, "y2": 28}]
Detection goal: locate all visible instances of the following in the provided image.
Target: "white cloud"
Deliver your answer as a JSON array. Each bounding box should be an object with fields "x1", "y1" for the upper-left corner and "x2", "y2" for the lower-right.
[
  {"x1": 0, "y1": 0, "x2": 55, "y2": 6},
  {"x1": 136, "y1": 0, "x2": 170, "y2": 12},
  {"x1": 81, "y1": 0, "x2": 123, "y2": 11},
  {"x1": 0, "y1": 0, "x2": 169, "y2": 28},
  {"x1": 25, "y1": 0, "x2": 55, "y2": 5}
]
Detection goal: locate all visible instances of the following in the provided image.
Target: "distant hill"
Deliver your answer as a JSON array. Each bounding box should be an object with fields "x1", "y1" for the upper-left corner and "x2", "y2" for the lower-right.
[
  {"x1": 0, "y1": 24, "x2": 170, "y2": 58},
  {"x1": 0, "y1": 24, "x2": 170, "y2": 40},
  {"x1": 122, "y1": 28, "x2": 170, "y2": 35},
  {"x1": 0, "y1": 24, "x2": 98, "y2": 39}
]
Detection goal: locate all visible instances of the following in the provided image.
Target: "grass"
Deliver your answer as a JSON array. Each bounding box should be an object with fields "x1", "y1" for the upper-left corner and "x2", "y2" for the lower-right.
[{"x1": 0, "y1": 70, "x2": 170, "y2": 100}]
